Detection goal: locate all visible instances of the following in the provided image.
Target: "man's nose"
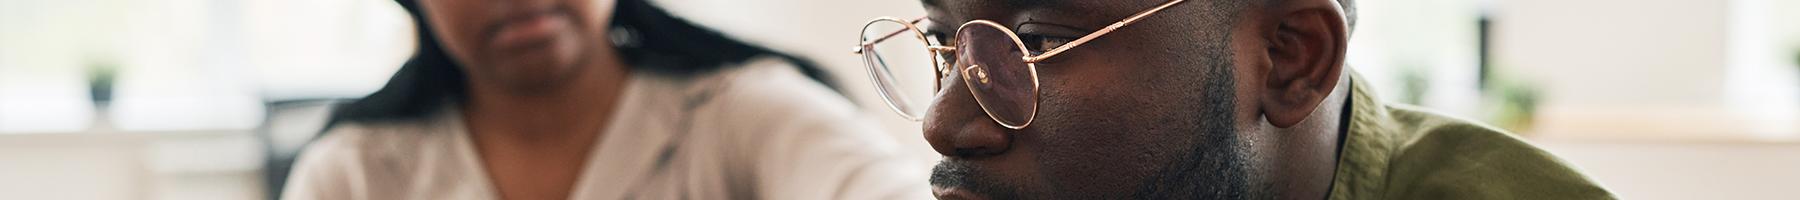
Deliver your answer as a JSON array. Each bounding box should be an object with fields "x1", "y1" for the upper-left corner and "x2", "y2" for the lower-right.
[{"x1": 923, "y1": 71, "x2": 1013, "y2": 158}]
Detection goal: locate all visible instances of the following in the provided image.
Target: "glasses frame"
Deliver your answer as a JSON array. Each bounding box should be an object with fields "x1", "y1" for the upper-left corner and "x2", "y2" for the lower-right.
[
  {"x1": 856, "y1": 17, "x2": 948, "y2": 121},
  {"x1": 855, "y1": 0, "x2": 1187, "y2": 129}
]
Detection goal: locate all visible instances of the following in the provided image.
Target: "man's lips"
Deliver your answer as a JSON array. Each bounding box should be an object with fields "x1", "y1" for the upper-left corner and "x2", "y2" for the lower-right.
[{"x1": 933, "y1": 186, "x2": 991, "y2": 200}]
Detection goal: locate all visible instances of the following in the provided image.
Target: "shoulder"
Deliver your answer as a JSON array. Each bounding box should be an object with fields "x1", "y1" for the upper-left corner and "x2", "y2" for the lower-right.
[
  {"x1": 285, "y1": 118, "x2": 474, "y2": 199},
  {"x1": 1377, "y1": 105, "x2": 1614, "y2": 199},
  {"x1": 697, "y1": 57, "x2": 876, "y2": 138},
  {"x1": 282, "y1": 123, "x2": 390, "y2": 199},
  {"x1": 667, "y1": 57, "x2": 901, "y2": 159},
  {"x1": 284, "y1": 120, "x2": 454, "y2": 197},
  {"x1": 298, "y1": 121, "x2": 446, "y2": 167},
  {"x1": 715, "y1": 58, "x2": 858, "y2": 117},
  {"x1": 1383, "y1": 105, "x2": 1525, "y2": 152},
  {"x1": 679, "y1": 58, "x2": 924, "y2": 199},
  {"x1": 287, "y1": 122, "x2": 418, "y2": 178}
]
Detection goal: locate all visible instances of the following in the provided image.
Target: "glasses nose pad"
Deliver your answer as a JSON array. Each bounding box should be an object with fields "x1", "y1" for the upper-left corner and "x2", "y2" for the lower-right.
[{"x1": 930, "y1": 46, "x2": 957, "y2": 72}]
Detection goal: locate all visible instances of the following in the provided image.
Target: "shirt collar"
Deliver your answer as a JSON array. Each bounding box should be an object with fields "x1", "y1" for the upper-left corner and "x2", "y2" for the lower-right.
[{"x1": 1328, "y1": 69, "x2": 1403, "y2": 200}]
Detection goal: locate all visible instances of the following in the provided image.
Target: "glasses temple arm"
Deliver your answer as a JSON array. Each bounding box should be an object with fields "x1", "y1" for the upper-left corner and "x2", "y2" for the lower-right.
[
  {"x1": 853, "y1": 17, "x2": 930, "y2": 54},
  {"x1": 1026, "y1": 0, "x2": 1186, "y2": 62}
]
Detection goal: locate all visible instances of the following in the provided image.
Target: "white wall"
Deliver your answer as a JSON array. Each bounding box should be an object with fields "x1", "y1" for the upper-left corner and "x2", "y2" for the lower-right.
[
  {"x1": 1496, "y1": 0, "x2": 1800, "y2": 198},
  {"x1": 1497, "y1": 0, "x2": 1799, "y2": 140},
  {"x1": 1344, "y1": 0, "x2": 1485, "y2": 116},
  {"x1": 1497, "y1": 0, "x2": 1729, "y2": 107}
]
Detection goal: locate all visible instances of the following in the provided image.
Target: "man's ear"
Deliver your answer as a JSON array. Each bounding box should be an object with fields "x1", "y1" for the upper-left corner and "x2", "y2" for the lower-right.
[{"x1": 1260, "y1": 0, "x2": 1348, "y2": 128}]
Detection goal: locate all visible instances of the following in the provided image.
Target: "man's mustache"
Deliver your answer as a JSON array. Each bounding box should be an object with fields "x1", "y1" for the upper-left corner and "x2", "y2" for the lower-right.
[
  {"x1": 929, "y1": 160, "x2": 971, "y2": 187},
  {"x1": 930, "y1": 160, "x2": 1023, "y2": 199}
]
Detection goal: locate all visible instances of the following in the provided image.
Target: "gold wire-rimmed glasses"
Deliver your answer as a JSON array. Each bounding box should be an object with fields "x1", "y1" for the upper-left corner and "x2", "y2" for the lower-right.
[{"x1": 854, "y1": 0, "x2": 1186, "y2": 129}]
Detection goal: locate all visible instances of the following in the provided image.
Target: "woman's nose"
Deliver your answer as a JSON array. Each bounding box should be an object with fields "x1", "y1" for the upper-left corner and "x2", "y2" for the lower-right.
[{"x1": 922, "y1": 70, "x2": 1013, "y2": 158}]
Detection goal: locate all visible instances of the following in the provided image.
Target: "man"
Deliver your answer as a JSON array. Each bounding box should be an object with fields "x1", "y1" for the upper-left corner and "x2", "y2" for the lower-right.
[{"x1": 855, "y1": 0, "x2": 1615, "y2": 199}]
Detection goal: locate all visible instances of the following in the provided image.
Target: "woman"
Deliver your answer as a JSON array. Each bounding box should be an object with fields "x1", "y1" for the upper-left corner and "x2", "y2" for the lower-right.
[{"x1": 282, "y1": 0, "x2": 926, "y2": 199}]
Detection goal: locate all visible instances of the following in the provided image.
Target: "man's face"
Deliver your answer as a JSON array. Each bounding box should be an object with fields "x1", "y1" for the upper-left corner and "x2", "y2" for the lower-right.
[{"x1": 921, "y1": 0, "x2": 1261, "y2": 199}]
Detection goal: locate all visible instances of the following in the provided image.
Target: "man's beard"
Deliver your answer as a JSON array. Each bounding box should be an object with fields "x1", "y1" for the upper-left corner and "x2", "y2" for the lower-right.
[
  {"x1": 926, "y1": 53, "x2": 1252, "y2": 200},
  {"x1": 925, "y1": 98, "x2": 1250, "y2": 200},
  {"x1": 1128, "y1": 45, "x2": 1252, "y2": 199},
  {"x1": 1129, "y1": 119, "x2": 1251, "y2": 199}
]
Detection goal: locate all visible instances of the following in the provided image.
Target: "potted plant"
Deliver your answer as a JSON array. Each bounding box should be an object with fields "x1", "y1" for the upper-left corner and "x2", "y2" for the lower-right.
[
  {"x1": 1397, "y1": 63, "x2": 1430, "y2": 105},
  {"x1": 87, "y1": 58, "x2": 117, "y2": 105},
  {"x1": 1480, "y1": 65, "x2": 1542, "y2": 135}
]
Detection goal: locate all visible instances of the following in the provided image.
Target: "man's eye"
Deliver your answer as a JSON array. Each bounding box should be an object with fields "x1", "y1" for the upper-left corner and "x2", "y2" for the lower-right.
[{"x1": 1023, "y1": 34, "x2": 1074, "y2": 55}]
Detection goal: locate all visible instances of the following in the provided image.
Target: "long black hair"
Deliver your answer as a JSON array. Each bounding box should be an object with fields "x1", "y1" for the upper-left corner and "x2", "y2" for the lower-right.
[{"x1": 329, "y1": 0, "x2": 834, "y2": 125}]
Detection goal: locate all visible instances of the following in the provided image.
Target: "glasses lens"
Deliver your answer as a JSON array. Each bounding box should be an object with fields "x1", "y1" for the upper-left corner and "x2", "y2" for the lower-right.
[
  {"x1": 861, "y1": 20, "x2": 938, "y2": 120},
  {"x1": 955, "y1": 22, "x2": 1039, "y2": 128}
]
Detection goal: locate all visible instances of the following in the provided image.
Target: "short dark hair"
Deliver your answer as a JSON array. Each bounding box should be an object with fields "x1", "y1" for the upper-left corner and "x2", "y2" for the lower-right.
[
  {"x1": 1340, "y1": 0, "x2": 1357, "y2": 32},
  {"x1": 1258, "y1": 0, "x2": 1356, "y2": 32}
]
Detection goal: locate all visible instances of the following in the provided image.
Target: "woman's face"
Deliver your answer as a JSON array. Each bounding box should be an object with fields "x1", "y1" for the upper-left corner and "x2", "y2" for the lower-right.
[{"x1": 420, "y1": 0, "x2": 617, "y2": 91}]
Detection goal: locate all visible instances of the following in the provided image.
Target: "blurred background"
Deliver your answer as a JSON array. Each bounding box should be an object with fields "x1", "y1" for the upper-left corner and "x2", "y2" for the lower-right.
[{"x1": 1, "y1": 0, "x2": 1796, "y2": 199}]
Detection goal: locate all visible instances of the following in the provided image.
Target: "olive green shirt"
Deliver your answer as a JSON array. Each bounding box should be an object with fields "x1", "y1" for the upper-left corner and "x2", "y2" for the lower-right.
[{"x1": 1330, "y1": 72, "x2": 1615, "y2": 200}]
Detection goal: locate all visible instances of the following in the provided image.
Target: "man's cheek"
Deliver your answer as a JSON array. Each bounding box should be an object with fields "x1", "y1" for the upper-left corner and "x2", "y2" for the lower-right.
[
  {"x1": 1034, "y1": 125, "x2": 1181, "y2": 199},
  {"x1": 1030, "y1": 94, "x2": 1174, "y2": 197}
]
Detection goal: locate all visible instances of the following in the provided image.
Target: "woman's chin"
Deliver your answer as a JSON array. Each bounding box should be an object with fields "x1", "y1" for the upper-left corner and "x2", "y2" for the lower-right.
[
  {"x1": 475, "y1": 43, "x2": 594, "y2": 93},
  {"x1": 473, "y1": 61, "x2": 586, "y2": 95}
]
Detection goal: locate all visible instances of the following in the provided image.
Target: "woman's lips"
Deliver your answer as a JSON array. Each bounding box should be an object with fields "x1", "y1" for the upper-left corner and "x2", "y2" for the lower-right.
[
  {"x1": 488, "y1": 11, "x2": 574, "y2": 52},
  {"x1": 933, "y1": 186, "x2": 991, "y2": 200}
]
